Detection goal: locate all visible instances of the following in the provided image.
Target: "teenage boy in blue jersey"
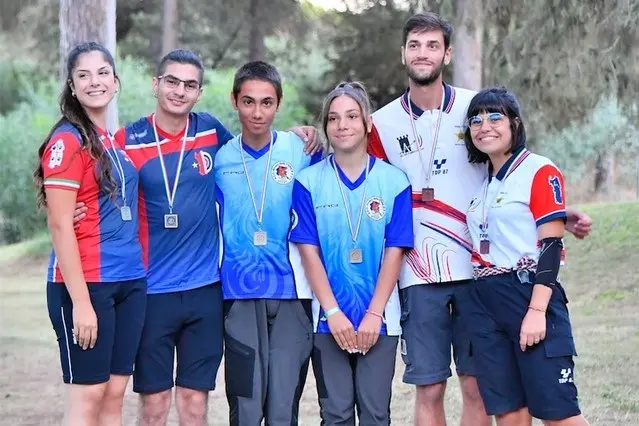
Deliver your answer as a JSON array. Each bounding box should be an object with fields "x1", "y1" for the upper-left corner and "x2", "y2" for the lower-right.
[{"x1": 215, "y1": 61, "x2": 323, "y2": 426}]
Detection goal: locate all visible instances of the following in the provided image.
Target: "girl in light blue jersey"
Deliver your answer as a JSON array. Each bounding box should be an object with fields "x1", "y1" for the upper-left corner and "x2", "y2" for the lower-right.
[{"x1": 290, "y1": 82, "x2": 414, "y2": 425}]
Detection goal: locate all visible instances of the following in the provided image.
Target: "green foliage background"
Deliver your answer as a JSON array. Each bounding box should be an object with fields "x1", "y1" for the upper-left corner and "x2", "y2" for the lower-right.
[{"x1": 0, "y1": 57, "x2": 312, "y2": 244}]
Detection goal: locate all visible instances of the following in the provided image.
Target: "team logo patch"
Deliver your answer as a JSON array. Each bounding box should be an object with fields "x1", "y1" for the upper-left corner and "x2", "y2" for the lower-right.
[
  {"x1": 433, "y1": 158, "x2": 448, "y2": 175},
  {"x1": 365, "y1": 197, "x2": 386, "y2": 220},
  {"x1": 397, "y1": 134, "x2": 422, "y2": 156},
  {"x1": 558, "y1": 368, "x2": 573, "y2": 384},
  {"x1": 548, "y1": 176, "x2": 563, "y2": 204},
  {"x1": 48, "y1": 139, "x2": 65, "y2": 169},
  {"x1": 271, "y1": 161, "x2": 294, "y2": 184},
  {"x1": 193, "y1": 151, "x2": 213, "y2": 175}
]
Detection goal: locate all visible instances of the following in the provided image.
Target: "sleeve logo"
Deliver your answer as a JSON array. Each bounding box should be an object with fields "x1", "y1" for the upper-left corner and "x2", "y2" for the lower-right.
[
  {"x1": 548, "y1": 176, "x2": 563, "y2": 204},
  {"x1": 48, "y1": 139, "x2": 65, "y2": 169}
]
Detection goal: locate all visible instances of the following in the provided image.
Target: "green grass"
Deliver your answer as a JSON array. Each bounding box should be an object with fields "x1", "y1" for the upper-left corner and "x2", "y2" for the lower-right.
[
  {"x1": 0, "y1": 202, "x2": 638, "y2": 425},
  {"x1": 0, "y1": 232, "x2": 50, "y2": 264}
]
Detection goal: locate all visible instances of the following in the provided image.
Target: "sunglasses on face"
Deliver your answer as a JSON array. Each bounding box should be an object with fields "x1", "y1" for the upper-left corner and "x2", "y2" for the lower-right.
[{"x1": 467, "y1": 112, "x2": 506, "y2": 130}]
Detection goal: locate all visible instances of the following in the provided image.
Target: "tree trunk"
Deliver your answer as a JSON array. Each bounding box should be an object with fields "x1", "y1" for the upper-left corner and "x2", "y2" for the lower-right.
[
  {"x1": 248, "y1": 0, "x2": 265, "y2": 61},
  {"x1": 594, "y1": 153, "x2": 615, "y2": 195},
  {"x1": 161, "y1": 0, "x2": 179, "y2": 59},
  {"x1": 59, "y1": 0, "x2": 118, "y2": 132},
  {"x1": 453, "y1": 0, "x2": 483, "y2": 90}
]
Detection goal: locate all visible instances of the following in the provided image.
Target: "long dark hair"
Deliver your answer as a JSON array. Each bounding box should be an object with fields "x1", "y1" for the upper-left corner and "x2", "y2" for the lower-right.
[{"x1": 34, "y1": 42, "x2": 119, "y2": 208}]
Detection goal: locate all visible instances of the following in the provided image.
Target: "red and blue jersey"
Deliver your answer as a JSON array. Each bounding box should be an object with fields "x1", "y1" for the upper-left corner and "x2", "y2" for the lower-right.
[
  {"x1": 117, "y1": 112, "x2": 233, "y2": 294},
  {"x1": 42, "y1": 122, "x2": 145, "y2": 283}
]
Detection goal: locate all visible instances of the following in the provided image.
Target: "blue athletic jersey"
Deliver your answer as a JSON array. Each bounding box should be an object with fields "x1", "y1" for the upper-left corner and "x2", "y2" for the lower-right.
[
  {"x1": 119, "y1": 112, "x2": 233, "y2": 294},
  {"x1": 215, "y1": 131, "x2": 322, "y2": 300},
  {"x1": 290, "y1": 155, "x2": 414, "y2": 336}
]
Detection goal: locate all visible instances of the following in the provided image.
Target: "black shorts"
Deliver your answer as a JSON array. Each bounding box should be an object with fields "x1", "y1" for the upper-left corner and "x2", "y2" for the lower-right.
[
  {"x1": 464, "y1": 271, "x2": 582, "y2": 420},
  {"x1": 47, "y1": 278, "x2": 147, "y2": 385},
  {"x1": 133, "y1": 283, "x2": 224, "y2": 394}
]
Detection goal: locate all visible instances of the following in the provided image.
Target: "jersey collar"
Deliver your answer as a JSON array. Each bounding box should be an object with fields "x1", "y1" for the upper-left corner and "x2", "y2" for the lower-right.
[
  {"x1": 401, "y1": 82, "x2": 455, "y2": 119},
  {"x1": 241, "y1": 130, "x2": 278, "y2": 159},
  {"x1": 490, "y1": 146, "x2": 528, "y2": 182},
  {"x1": 331, "y1": 154, "x2": 376, "y2": 190}
]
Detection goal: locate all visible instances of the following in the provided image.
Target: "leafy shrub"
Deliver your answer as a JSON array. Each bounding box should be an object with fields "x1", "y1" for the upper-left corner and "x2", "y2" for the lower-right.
[{"x1": 537, "y1": 97, "x2": 639, "y2": 185}]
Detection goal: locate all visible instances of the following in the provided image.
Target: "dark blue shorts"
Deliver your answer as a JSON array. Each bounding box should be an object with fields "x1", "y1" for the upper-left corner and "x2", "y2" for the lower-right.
[
  {"x1": 47, "y1": 278, "x2": 147, "y2": 385},
  {"x1": 133, "y1": 283, "x2": 224, "y2": 394},
  {"x1": 399, "y1": 281, "x2": 475, "y2": 386},
  {"x1": 465, "y1": 271, "x2": 581, "y2": 420}
]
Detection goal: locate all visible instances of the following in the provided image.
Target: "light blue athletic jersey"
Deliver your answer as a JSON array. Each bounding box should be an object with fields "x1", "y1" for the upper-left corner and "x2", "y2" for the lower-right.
[
  {"x1": 215, "y1": 130, "x2": 322, "y2": 300},
  {"x1": 290, "y1": 155, "x2": 414, "y2": 335}
]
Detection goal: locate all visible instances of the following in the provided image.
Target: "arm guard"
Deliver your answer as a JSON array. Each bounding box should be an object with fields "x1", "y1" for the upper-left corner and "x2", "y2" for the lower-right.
[{"x1": 535, "y1": 237, "x2": 564, "y2": 287}]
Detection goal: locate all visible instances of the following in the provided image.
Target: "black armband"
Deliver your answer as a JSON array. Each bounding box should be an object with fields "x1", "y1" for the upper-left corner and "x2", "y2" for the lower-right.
[{"x1": 535, "y1": 237, "x2": 563, "y2": 287}]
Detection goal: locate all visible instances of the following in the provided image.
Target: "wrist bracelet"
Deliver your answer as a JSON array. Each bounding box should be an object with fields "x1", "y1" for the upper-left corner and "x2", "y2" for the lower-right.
[
  {"x1": 366, "y1": 309, "x2": 385, "y2": 322},
  {"x1": 528, "y1": 306, "x2": 546, "y2": 313},
  {"x1": 324, "y1": 306, "x2": 341, "y2": 318}
]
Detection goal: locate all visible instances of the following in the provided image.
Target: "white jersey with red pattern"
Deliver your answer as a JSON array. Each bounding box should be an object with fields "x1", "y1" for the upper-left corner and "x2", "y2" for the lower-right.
[
  {"x1": 466, "y1": 148, "x2": 567, "y2": 269},
  {"x1": 369, "y1": 83, "x2": 485, "y2": 288}
]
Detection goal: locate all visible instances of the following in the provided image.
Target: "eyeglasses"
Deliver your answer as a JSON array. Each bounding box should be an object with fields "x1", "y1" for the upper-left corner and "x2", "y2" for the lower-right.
[
  {"x1": 158, "y1": 74, "x2": 201, "y2": 92},
  {"x1": 467, "y1": 112, "x2": 506, "y2": 130}
]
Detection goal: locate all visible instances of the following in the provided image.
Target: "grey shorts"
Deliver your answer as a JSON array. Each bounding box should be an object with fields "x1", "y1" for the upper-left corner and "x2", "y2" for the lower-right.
[{"x1": 399, "y1": 280, "x2": 475, "y2": 385}]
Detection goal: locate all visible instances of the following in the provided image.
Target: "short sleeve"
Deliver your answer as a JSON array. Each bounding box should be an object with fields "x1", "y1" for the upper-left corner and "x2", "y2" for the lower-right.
[
  {"x1": 385, "y1": 184, "x2": 414, "y2": 248},
  {"x1": 42, "y1": 132, "x2": 84, "y2": 191},
  {"x1": 530, "y1": 164, "x2": 567, "y2": 226},
  {"x1": 367, "y1": 122, "x2": 389, "y2": 161},
  {"x1": 289, "y1": 179, "x2": 320, "y2": 246}
]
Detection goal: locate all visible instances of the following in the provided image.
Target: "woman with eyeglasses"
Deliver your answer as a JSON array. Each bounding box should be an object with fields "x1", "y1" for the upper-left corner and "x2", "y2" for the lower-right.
[
  {"x1": 290, "y1": 82, "x2": 414, "y2": 425},
  {"x1": 462, "y1": 86, "x2": 589, "y2": 426}
]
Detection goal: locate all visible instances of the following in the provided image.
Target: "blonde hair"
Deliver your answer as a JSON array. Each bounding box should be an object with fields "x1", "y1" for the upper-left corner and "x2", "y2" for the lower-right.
[{"x1": 320, "y1": 81, "x2": 372, "y2": 146}]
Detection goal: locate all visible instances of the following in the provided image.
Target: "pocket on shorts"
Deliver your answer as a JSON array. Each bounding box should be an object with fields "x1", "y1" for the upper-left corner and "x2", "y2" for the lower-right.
[
  {"x1": 544, "y1": 336, "x2": 577, "y2": 358},
  {"x1": 224, "y1": 335, "x2": 255, "y2": 398}
]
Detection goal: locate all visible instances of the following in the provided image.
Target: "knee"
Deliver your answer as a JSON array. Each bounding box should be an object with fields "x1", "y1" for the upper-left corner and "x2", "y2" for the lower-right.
[
  {"x1": 176, "y1": 387, "x2": 207, "y2": 419},
  {"x1": 101, "y1": 380, "x2": 128, "y2": 413},
  {"x1": 140, "y1": 391, "x2": 171, "y2": 421},
  {"x1": 459, "y1": 376, "x2": 483, "y2": 405},
  {"x1": 415, "y1": 382, "x2": 447, "y2": 407}
]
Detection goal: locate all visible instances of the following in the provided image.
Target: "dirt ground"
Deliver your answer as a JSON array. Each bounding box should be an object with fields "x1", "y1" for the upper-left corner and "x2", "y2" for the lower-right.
[{"x1": 1, "y1": 203, "x2": 638, "y2": 425}]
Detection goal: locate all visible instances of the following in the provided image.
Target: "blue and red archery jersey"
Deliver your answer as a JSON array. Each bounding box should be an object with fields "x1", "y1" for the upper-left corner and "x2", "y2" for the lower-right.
[
  {"x1": 42, "y1": 122, "x2": 145, "y2": 283},
  {"x1": 115, "y1": 112, "x2": 233, "y2": 294}
]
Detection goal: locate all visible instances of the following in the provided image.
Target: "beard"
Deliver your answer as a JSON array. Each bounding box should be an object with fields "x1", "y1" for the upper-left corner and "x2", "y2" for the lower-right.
[{"x1": 405, "y1": 58, "x2": 445, "y2": 86}]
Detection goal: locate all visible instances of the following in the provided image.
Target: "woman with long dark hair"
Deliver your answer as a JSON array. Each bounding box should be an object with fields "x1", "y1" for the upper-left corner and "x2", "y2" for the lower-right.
[{"x1": 34, "y1": 42, "x2": 146, "y2": 425}]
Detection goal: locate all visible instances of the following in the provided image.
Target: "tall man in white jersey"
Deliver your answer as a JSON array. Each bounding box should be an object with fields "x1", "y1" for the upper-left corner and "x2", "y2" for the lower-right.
[{"x1": 367, "y1": 12, "x2": 593, "y2": 426}]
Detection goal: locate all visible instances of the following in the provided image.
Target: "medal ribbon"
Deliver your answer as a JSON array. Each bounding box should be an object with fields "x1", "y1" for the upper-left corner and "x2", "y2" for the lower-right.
[
  {"x1": 152, "y1": 114, "x2": 190, "y2": 214},
  {"x1": 407, "y1": 88, "x2": 445, "y2": 188},
  {"x1": 240, "y1": 131, "x2": 274, "y2": 228},
  {"x1": 332, "y1": 154, "x2": 370, "y2": 247},
  {"x1": 101, "y1": 133, "x2": 127, "y2": 206}
]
